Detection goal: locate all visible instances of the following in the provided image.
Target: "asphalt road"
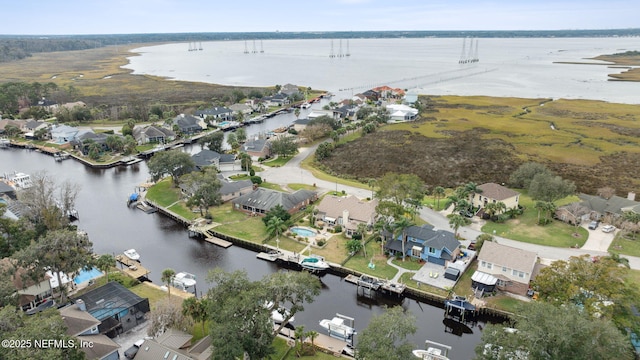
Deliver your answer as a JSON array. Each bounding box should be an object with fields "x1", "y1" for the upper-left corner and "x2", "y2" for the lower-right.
[{"x1": 252, "y1": 144, "x2": 640, "y2": 270}]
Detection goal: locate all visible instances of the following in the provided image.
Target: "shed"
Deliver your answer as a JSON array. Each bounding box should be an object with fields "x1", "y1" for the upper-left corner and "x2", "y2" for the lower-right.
[{"x1": 444, "y1": 267, "x2": 460, "y2": 281}]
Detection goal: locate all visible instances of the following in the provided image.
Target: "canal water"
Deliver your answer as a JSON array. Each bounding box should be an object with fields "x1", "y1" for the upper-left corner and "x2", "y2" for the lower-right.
[{"x1": 1, "y1": 145, "x2": 495, "y2": 358}]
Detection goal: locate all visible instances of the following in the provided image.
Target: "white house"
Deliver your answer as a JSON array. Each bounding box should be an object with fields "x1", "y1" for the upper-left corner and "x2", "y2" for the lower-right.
[{"x1": 50, "y1": 124, "x2": 79, "y2": 144}]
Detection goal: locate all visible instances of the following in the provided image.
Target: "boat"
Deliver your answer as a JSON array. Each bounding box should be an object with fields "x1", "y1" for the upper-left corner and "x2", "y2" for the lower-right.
[
  {"x1": 172, "y1": 272, "x2": 196, "y2": 289},
  {"x1": 300, "y1": 102, "x2": 311, "y2": 109},
  {"x1": 319, "y1": 316, "x2": 356, "y2": 340},
  {"x1": 4, "y1": 171, "x2": 33, "y2": 189},
  {"x1": 413, "y1": 348, "x2": 446, "y2": 360},
  {"x1": 299, "y1": 255, "x2": 330, "y2": 273},
  {"x1": 264, "y1": 301, "x2": 295, "y2": 324},
  {"x1": 123, "y1": 249, "x2": 140, "y2": 262},
  {"x1": 444, "y1": 295, "x2": 476, "y2": 312}
]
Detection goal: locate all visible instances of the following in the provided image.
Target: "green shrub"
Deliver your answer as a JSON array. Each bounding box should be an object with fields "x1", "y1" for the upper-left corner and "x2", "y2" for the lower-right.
[{"x1": 317, "y1": 239, "x2": 326, "y2": 247}]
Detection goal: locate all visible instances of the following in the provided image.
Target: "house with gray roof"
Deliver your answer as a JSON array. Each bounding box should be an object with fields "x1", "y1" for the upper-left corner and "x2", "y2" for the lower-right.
[
  {"x1": 292, "y1": 118, "x2": 312, "y2": 133},
  {"x1": 243, "y1": 137, "x2": 271, "y2": 160},
  {"x1": 280, "y1": 83, "x2": 301, "y2": 96},
  {"x1": 383, "y1": 224, "x2": 460, "y2": 266},
  {"x1": 133, "y1": 125, "x2": 176, "y2": 145},
  {"x1": 578, "y1": 192, "x2": 640, "y2": 219},
  {"x1": 73, "y1": 130, "x2": 109, "y2": 154},
  {"x1": 134, "y1": 330, "x2": 213, "y2": 360},
  {"x1": 50, "y1": 124, "x2": 79, "y2": 144},
  {"x1": 473, "y1": 241, "x2": 539, "y2": 296},
  {"x1": 191, "y1": 150, "x2": 236, "y2": 171},
  {"x1": 217, "y1": 174, "x2": 253, "y2": 202},
  {"x1": 316, "y1": 195, "x2": 378, "y2": 237},
  {"x1": 263, "y1": 93, "x2": 290, "y2": 107},
  {"x1": 232, "y1": 188, "x2": 317, "y2": 216},
  {"x1": 195, "y1": 107, "x2": 233, "y2": 121},
  {"x1": 173, "y1": 114, "x2": 206, "y2": 135}
]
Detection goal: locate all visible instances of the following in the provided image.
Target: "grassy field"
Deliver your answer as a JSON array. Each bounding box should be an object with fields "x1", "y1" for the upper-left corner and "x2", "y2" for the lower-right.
[
  {"x1": 214, "y1": 217, "x2": 268, "y2": 241},
  {"x1": 145, "y1": 178, "x2": 180, "y2": 207},
  {"x1": 481, "y1": 192, "x2": 589, "y2": 247},
  {"x1": 318, "y1": 96, "x2": 640, "y2": 195},
  {"x1": 263, "y1": 156, "x2": 294, "y2": 167},
  {"x1": 610, "y1": 234, "x2": 640, "y2": 257},
  {"x1": 287, "y1": 183, "x2": 318, "y2": 191}
]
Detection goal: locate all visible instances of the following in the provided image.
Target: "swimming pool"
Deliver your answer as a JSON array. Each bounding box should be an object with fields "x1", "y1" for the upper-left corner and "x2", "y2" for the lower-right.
[
  {"x1": 74, "y1": 267, "x2": 104, "y2": 284},
  {"x1": 291, "y1": 227, "x2": 317, "y2": 237}
]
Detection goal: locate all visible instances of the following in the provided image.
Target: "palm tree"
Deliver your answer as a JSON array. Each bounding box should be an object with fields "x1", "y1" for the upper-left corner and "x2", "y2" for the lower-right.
[
  {"x1": 495, "y1": 201, "x2": 507, "y2": 215},
  {"x1": 161, "y1": 268, "x2": 176, "y2": 297},
  {"x1": 367, "y1": 179, "x2": 377, "y2": 199},
  {"x1": 182, "y1": 297, "x2": 209, "y2": 335},
  {"x1": 306, "y1": 330, "x2": 319, "y2": 355},
  {"x1": 464, "y1": 182, "x2": 483, "y2": 203},
  {"x1": 448, "y1": 213, "x2": 471, "y2": 238},
  {"x1": 433, "y1": 186, "x2": 445, "y2": 210},
  {"x1": 484, "y1": 202, "x2": 498, "y2": 219},
  {"x1": 393, "y1": 217, "x2": 414, "y2": 261},
  {"x1": 266, "y1": 216, "x2": 287, "y2": 248},
  {"x1": 95, "y1": 254, "x2": 115, "y2": 283},
  {"x1": 356, "y1": 222, "x2": 368, "y2": 257},
  {"x1": 294, "y1": 108, "x2": 301, "y2": 119},
  {"x1": 535, "y1": 201, "x2": 546, "y2": 224}
]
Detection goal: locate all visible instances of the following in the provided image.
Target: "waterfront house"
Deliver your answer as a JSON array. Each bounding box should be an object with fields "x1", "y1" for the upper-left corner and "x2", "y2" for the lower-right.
[
  {"x1": 232, "y1": 188, "x2": 317, "y2": 216},
  {"x1": 350, "y1": 94, "x2": 367, "y2": 105},
  {"x1": 403, "y1": 92, "x2": 418, "y2": 105},
  {"x1": 576, "y1": 192, "x2": 640, "y2": 220},
  {"x1": 229, "y1": 103, "x2": 253, "y2": 116},
  {"x1": 385, "y1": 104, "x2": 418, "y2": 122},
  {"x1": 0, "y1": 119, "x2": 27, "y2": 134},
  {"x1": 280, "y1": 83, "x2": 301, "y2": 96},
  {"x1": 0, "y1": 257, "x2": 54, "y2": 313},
  {"x1": 74, "y1": 130, "x2": 109, "y2": 154},
  {"x1": 473, "y1": 241, "x2": 538, "y2": 296},
  {"x1": 315, "y1": 195, "x2": 378, "y2": 237},
  {"x1": 361, "y1": 89, "x2": 380, "y2": 101},
  {"x1": 263, "y1": 93, "x2": 290, "y2": 107},
  {"x1": 172, "y1": 114, "x2": 206, "y2": 135},
  {"x1": 308, "y1": 109, "x2": 339, "y2": 120},
  {"x1": 60, "y1": 302, "x2": 120, "y2": 360},
  {"x1": 292, "y1": 118, "x2": 312, "y2": 133},
  {"x1": 383, "y1": 224, "x2": 460, "y2": 266},
  {"x1": 471, "y1": 183, "x2": 520, "y2": 214},
  {"x1": 195, "y1": 107, "x2": 233, "y2": 121},
  {"x1": 133, "y1": 125, "x2": 176, "y2": 145},
  {"x1": 217, "y1": 174, "x2": 253, "y2": 202},
  {"x1": 50, "y1": 124, "x2": 79, "y2": 144},
  {"x1": 72, "y1": 281, "x2": 150, "y2": 338},
  {"x1": 242, "y1": 137, "x2": 271, "y2": 160},
  {"x1": 24, "y1": 119, "x2": 50, "y2": 133},
  {"x1": 191, "y1": 149, "x2": 237, "y2": 171}
]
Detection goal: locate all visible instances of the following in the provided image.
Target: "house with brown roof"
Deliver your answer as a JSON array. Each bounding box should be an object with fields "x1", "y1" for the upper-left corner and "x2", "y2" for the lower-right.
[
  {"x1": 232, "y1": 188, "x2": 317, "y2": 216},
  {"x1": 0, "y1": 257, "x2": 53, "y2": 312},
  {"x1": 60, "y1": 301, "x2": 120, "y2": 360},
  {"x1": 315, "y1": 195, "x2": 378, "y2": 237},
  {"x1": 471, "y1": 183, "x2": 520, "y2": 213},
  {"x1": 472, "y1": 241, "x2": 538, "y2": 296},
  {"x1": 134, "y1": 329, "x2": 213, "y2": 360}
]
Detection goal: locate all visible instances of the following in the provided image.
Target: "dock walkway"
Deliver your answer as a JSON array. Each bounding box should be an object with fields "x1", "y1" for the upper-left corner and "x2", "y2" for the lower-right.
[{"x1": 115, "y1": 254, "x2": 150, "y2": 280}]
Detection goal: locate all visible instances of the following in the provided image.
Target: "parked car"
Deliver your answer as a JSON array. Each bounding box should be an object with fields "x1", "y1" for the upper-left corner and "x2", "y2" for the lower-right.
[
  {"x1": 459, "y1": 210, "x2": 474, "y2": 218},
  {"x1": 124, "y1": 339, "x2": 145, "y2": 359},
  {"x1": 601, "y1": 225, "x2": 616, "y2": 233},
  {"x1": 467, "y1": 242, "x2": 476, "y2": 250},
  {"x1": 588, "y1": 221, "x2": 599, "y2": 230}
]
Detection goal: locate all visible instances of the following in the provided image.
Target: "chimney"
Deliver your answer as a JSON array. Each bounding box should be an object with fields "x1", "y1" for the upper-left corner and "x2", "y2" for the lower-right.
[
  {"x1": 76, "y1": 299, "x2": 86, "y2": 311},
  {"x1": 629, "y1": 192, "x2": 636, "y2": 201},
  {"x1": 343, "y1": 210, "x2": 350, "y2": 223}
]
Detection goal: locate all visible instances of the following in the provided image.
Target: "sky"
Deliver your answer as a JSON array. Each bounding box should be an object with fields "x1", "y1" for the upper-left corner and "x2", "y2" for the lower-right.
[{"x1": 1, "y1": 0, "x2": 638, "y2": 35}]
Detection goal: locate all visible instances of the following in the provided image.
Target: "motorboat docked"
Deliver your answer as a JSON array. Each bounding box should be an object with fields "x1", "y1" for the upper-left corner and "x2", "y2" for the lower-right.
[
  {"x1": 3, "y1": 171, "x2": 33, "y2": 189},
  {"x1": 299, "y1": 255, "x2": 330, "y2": 273},
  {"x1": 319, "y1": 316, "x2": 356, "y2": 340},
  {"x1": 172, "y1": 272, "x2": 196, "y2": 289},
  {"x1": 123, "y1": 249, "x2": 141, "y2": 262},
  {"x1": 413, "y1": 348, "x2": 447, "y2": 359},
  {"x1": 264, "y1": 301, "x2": 295, "y2": 324},
  {"x1": 300, "y1": 102, "x2": 311, "y2": 109},
  {"x1": 444, "y1": 295, "x2": 476, "y2": 312}
]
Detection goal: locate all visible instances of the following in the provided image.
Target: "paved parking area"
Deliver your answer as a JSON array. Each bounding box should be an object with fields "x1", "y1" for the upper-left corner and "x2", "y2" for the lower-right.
[
  {"x1": 581, "y1": 223, "x2": 616, "y2": 252},
  {"x1": 113, "y1": 321, "x2": 150, "y2": 358}
]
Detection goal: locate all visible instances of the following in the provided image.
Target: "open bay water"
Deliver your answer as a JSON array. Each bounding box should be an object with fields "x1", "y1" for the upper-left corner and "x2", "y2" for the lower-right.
[
  {"x1": 1, "y1": 148, "x2": 495, "y2": 359},
  {"x1": 123, "y1": 37, "x2": 640, "y2": 104}
]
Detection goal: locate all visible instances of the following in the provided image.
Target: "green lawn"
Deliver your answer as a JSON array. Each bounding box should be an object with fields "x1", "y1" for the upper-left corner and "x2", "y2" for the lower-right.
[
  {"x1": 391, "y1": 258, "x2": 424, "y2": 271},
  {"x1": 209, "y1": 203, "x2": 249, "y2": 223},
  {"x1": 263, "y1": 235, "x2": 308, "y2": 253},
  {"x1": 146, "y1": 178, "x2": 181, "y2": 207},
  {"x1": 259, "y1": 182, "x2": 285, "y2": 191},
  {"x1": 214, "y1": 217, "x2": 269, "y2": 241},
  {"x1": 481, "y1": 192, "x2": 589, "y2": 247},
  {"x1": 263, "y1": 156, "x2": 294, "y2": 167},
  {"x1": 610, "y1": 233, "x2": 640, "y2": 257},
  {"x1": 288, "y1": 183, "x2": 318, "y2": 191},
  {"x1": 129, "y1": 283, "x2": 175, "y2": 310},
  {"x1": 484, "y1": 296, "x2": 524, "y2": 314},
  {"x1": 344, "y1": 240, "x2": 398, "y2": 280},
  {"x1": 168, "y1": 203, "x2": 199, "y2": 221}
]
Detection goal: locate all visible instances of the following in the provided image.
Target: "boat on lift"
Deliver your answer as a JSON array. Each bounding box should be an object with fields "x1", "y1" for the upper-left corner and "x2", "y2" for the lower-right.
[{"x1": 123, "y1": 249, "x2": 141, "y2": 262}]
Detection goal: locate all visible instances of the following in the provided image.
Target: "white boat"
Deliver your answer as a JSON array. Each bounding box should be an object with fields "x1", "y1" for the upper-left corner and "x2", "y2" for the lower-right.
[
  {"x1": 300, "y1": 102, "x2": 311, "y2": 109},
  {"x1": 4, "y1": 171, "x2": 32, "y2": 189},
  {"x1": 172, "y1": 272, "x2": 196, "y2": 289},
  {"x1": 299, "y1": 255, "x2": 330, "y2": 272},
  {"x1": 264, "y1": 301, "x2": 295, "y2": 324},
  {"x1": 319, "y1": 317, "x2": 356, "y2": 340},
  {"x1": 413, "y1": 348, "x2": 446, "y2": 359},
  {"x1": 123, "y1": 249, "x2": 140, "y2": 261}
]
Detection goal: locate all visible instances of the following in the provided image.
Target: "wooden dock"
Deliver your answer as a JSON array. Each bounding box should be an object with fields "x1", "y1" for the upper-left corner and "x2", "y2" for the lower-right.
[
  {"x1": 204, "y1": 236, "x2": 232, "y2": 248},
  {"x1": 344, "y1": 274, "x2": 406, "y2": 296},
  {"x1": 115, "y1": 254, "x2": 150, "y2": 280},
  {"x1": 276, "y1": 326, "x2": 350, "y2": 357},
  {"x1": 188, "y1": 224, "x2": 233, "y2": 248}
]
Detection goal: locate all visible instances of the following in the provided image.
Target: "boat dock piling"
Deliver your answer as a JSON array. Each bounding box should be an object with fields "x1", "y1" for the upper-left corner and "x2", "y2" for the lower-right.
[
  {"x1": 188, "y1": 223, "x2": 232, "y2": 248},
  {"x1": 115, "y1": 254, "x2": 150, "y2": 281}
]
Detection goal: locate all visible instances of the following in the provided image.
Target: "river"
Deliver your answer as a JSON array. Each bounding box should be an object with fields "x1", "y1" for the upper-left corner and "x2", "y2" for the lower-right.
[{"x1": 0, "y1": 147, "x2": 497, "y2": 358}]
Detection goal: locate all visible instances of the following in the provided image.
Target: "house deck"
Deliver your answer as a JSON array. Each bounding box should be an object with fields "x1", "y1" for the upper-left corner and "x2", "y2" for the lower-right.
[{"x1": 115, "y1": 255, "x2": 150, "y2": 280}]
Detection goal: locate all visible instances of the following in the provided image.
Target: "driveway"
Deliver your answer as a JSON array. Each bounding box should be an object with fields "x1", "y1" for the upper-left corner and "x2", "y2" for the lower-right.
[{"x1": 580, "y1": 224, "x2": 616, "y2": 252}]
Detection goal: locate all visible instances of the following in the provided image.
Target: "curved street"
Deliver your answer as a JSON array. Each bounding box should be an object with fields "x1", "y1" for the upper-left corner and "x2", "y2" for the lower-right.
[{"x1": 256, "y1": 145, "x2": 640, "y2": 270}]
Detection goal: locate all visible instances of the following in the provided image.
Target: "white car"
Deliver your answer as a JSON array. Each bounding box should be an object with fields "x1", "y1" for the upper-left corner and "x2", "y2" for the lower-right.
[{"x1": 601, "y1": 225, "x2": 615, "y2": 233}]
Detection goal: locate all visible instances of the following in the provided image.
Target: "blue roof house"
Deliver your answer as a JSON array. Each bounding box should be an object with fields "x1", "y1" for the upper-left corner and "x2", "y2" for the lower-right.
[
  {"x1": 383, "y1": 224, "x2": 460, "y2": 266},
  {"x1": 50, "y1": 125, "x2": 79, "y2": 144}
]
